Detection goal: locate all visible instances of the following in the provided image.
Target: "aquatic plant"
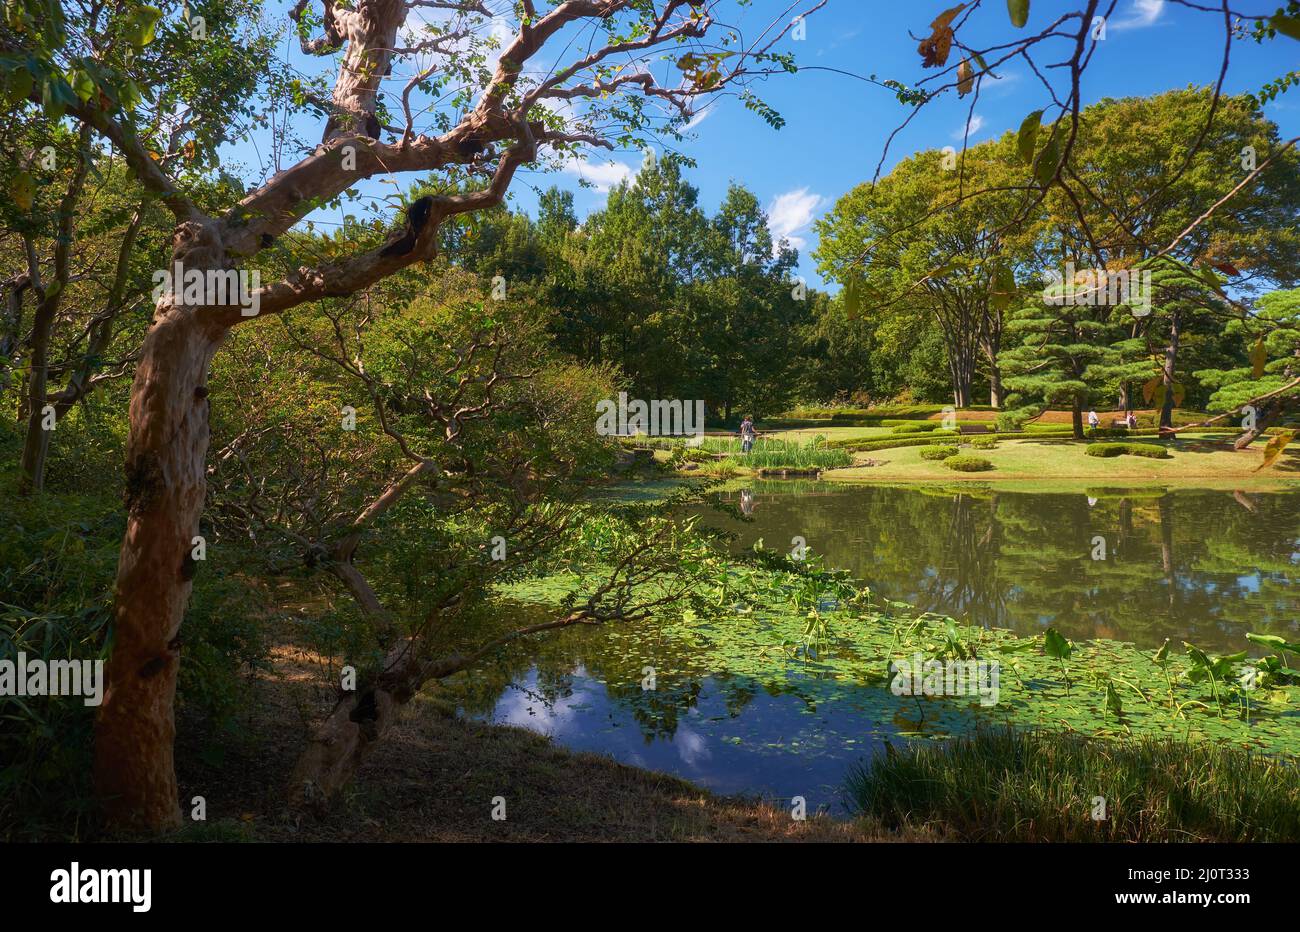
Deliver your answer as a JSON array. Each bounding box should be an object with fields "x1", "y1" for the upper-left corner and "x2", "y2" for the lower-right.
[{"x1": 844, "y1": 727, "x2": 1300, "y2": 841}]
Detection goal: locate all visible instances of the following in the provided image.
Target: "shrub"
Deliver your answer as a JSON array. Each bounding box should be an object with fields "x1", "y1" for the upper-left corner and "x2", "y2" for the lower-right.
[
  {"x1": 1085, "y1": 442, "x2": 1171, "y2": 459},
  {"x1": 919, "y1": 445, "x2": 958, "y2": 460},
  {"x1": 995, "y1": 406, "x2": 1039, "y2": 432},
  {"x1": 825, "y1": 434, "x2": 958, "y2": 453},
  {"x1": 943, "y1": 455, "x2": 995, "y2": 472},
  {"x1": 968, "y1": 436, "x2": 998, "y2": 450},
  {"x1": 891, "y1": 422, "x2": 941, "y2": 434}
]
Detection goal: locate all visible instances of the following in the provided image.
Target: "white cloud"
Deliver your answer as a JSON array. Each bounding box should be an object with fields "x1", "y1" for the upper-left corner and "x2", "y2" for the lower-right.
[
  {"x1": 767, "y1": 187, "x2": 824, "y2": 252},
  {"x1": 561, "y1": 157, "x2": 634, "y2": 192},
  {"x1": 1110, "y1": 0, "x2": 1165, "y2": 31},
  {"x1": 952, "y1": 114, "x2": 986, "y2": 140}
]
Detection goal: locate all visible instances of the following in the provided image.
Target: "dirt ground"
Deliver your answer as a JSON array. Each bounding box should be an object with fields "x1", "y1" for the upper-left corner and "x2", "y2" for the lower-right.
[{"x1": 173, "y1": 633, "x2": 924, "y2": 843}]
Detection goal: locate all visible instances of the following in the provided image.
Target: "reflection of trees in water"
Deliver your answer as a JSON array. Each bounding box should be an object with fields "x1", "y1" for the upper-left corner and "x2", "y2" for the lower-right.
[
  {"x1": 444, "y1": 487, "x2": 1300, "y2": 742},
  {"x1": 440, "y1": 606, "x2": 762, "y2": 742},
  {"x1": 916, "y1": 491, "x2": 1007, "y2": 626},
  {"x1": 716, "y1": 485, "x2": 1300, "y2": 651}
]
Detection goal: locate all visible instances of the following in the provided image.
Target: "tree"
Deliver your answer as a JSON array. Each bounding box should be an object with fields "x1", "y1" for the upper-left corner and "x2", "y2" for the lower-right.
[
  {"x1": 2, "y1": 1, "x2": 277, "y2": 492},
  {"x1": 1197, "y1": 287, "x2": 1300, "y2": 446},
  {"x1": 814, "y1": 140, "x2": 1026, "y2": 408},
  {"x1": 1001, "y1": 280, "x2": 1107, "y2": 440},
  {"x1": 7, "y1": 0, "x2": 820, "y2": 831}
]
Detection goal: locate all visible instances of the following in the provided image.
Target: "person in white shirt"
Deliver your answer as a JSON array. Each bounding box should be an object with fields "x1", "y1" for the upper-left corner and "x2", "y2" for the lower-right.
[{"x1": 739, "y1": 416, "x2": 757, "y2": 453}]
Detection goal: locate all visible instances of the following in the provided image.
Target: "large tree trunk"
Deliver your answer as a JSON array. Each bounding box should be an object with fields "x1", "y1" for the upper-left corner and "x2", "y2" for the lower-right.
[
  {"x1": 18, "y1": 134, "x2": 89, "y2": 492},
  {"x1": 981, "y1": 335, "x2": 1002, "y2": 408},
  {"x1": 17, "y1": 297, "x2": 55, "y2": 493},
  {"x1": 1159, "y1": 309, "x2": 1180, "y2": 430},
  {"x1": 1071, "y1": 395, "x2": 1085, "y2": 441},
  {"x1": 948, "y1": 354, "x2": 972, "y2": 408},
  {"x1": 1, "y1": 273, "x2": 31, "y2": 396},
  {"x1": 93, "y1": 220, "x2": 228, "y2": 832}
]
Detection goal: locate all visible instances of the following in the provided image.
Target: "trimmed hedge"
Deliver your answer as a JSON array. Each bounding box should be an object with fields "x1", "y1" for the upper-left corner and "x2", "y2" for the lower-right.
[
  {"x1": 968, "y1": 436, "x2": 999, "y2": 450},
  {"x1": 919, "y1": 445, "x2": 959, "y2": 460},
  {"x1": 943, "y1": 455, "x2": 995, "y2": 472},
  {"x1": 1085, "y1": 442, "x2": 1172, "y2": 459},
  {"x1": 826, "y1": 434, "x2": 959, "y2": 453}
]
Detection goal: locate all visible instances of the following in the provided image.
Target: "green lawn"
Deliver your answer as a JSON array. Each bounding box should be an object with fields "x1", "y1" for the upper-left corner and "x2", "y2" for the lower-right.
[
  {"x1": 820, "y1": 433, "x2": 1300, "y2": 482},
  {"x1": 763, "y1": 425, "x2": 894, "y2": 443}
]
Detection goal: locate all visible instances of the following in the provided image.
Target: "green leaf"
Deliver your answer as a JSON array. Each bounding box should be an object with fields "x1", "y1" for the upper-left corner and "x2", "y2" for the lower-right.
[
  {"x1": 1016, "y1": 109, "x2": 1043, "y2": 165},
  {"x1": 1033, "y1": 133, "x2": 1060, "y2": 186},
  {"x1": 10, "y1": 170, "x2": 35, "y2": 211},
  {"x1": 1245, "y1": 633, "x2": 1287, "y2": 650},
  {"x1": 69, "y1": 68, "x2": 95, "y2": 104},
  {"x1": 1007, "y1": 0, "x2": 1030, "y2": 29},
  {"x1": 989, "y1": 264, "x2": 1016, "y2": 310},
  {"x1": 123, "y1": 6, "x2": 163, "y2": 48},
  {"x1": 1105, "y1": 680, "x2": 1123, "y2": 715},
  {"x1": 2, "y1": 67, "x2": 33, "y2": 108},
  {"x1": 1271, "y1": 14, "x2": 1300, "y2": 41},
  {"x1": 1249, "y1": 336, "x2": 1268, "y2": 379},
  {"x1": 843, "y1": 277, "x2": 861, "y2": 318},
  {"x1": 1044, "y1": 626, "x2": 1072, "y2": 661},
  {"x1": 1154, "y1": 638, "x2": 1170, "y2": 664}
]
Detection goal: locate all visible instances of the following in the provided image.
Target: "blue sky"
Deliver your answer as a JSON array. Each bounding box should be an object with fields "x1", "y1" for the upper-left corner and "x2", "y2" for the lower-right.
[{"x1": 232, "y1": 1, "x2": 1300, "y2": 290}]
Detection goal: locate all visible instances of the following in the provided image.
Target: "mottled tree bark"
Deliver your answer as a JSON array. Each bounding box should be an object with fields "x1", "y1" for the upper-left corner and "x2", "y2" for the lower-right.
[{"x1": 94, "y1": 220, "x2": 228, "y2": 831}]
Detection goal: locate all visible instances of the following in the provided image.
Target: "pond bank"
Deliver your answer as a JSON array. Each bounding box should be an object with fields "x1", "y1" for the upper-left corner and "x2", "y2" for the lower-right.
[{"x1": 172, "y1": 633, "x2": 909, "y2": 842}]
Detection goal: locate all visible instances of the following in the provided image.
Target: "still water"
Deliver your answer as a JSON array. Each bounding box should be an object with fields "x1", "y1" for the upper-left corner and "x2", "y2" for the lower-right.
[{"x1": 469, "y1": 483, "x2": 1300, "y2": 811}]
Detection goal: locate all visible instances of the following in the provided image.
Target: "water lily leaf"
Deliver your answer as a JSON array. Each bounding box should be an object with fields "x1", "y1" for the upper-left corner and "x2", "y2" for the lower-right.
[
  {"x1": 1246, "y1": 632, "x2": 1300, "y2": 655},
  {"x1": 1044, "y1": 627, "x2": 1072, "y2": 661},
  {"x1": 1105, "y1": 681, "x2": 1123, "y2": 715}
]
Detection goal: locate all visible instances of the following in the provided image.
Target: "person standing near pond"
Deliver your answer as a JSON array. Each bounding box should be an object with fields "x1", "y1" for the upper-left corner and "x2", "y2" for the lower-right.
[{"x1": 739, "y1": 416, "x2": 756, "y2": 454}]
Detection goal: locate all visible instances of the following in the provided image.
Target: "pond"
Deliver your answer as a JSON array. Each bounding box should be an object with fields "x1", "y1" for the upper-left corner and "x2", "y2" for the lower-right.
[{"x1": 459, "y1": 482, "x2": 1300, "y2": 813}]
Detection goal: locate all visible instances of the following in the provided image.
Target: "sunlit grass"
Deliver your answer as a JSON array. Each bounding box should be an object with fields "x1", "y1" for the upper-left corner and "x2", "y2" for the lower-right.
[{"x1": 846, "y1": 728, "x2": 1300, "y2": 841}]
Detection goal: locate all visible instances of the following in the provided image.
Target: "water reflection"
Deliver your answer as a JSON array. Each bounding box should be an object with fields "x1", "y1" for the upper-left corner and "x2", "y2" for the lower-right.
[
  {"x1": 709, "y1": 483, "x2": 1300, "y2": 651},
  {"x1": 462, "y1": 483, "x2": 1299, "y2": 810}
]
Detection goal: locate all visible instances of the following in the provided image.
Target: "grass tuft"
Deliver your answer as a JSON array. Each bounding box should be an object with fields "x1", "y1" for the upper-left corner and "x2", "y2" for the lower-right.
[{"x1": 845, "y1": 728, "x2": 1300, "y2": 841}]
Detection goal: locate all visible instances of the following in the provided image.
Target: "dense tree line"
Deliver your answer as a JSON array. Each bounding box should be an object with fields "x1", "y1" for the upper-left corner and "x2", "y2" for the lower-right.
[{"x1": 816, "y1": 89, "x2": 1300, "y2": 437}]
